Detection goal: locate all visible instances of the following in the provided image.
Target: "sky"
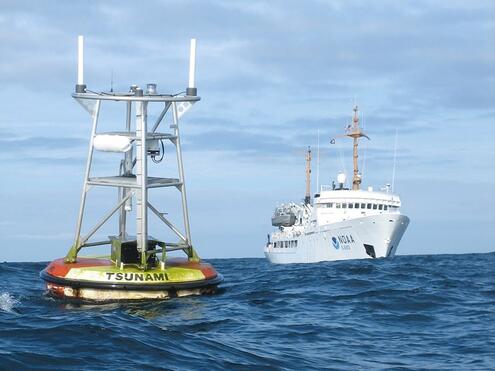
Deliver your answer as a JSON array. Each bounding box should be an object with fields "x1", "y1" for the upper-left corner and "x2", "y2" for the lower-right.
[{"x1": 0, "y1": 0, "x2": 494, "y2": 262}]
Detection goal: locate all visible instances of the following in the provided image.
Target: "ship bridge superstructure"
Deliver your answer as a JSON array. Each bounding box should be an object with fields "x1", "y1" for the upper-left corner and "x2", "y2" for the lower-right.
[{"x1": 314, "y1": 187, "x2": 402, "y2": 225}]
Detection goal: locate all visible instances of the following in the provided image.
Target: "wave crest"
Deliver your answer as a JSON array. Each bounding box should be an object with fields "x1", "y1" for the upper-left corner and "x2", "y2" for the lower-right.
[{"x1": 0, "y1": 292, "x2": 19, "y2": 313}]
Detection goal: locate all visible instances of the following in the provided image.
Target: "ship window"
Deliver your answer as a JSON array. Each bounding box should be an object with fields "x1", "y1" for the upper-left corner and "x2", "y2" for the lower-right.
[
  {"x1": 336, "y1": 203, "x2": 341, "y2": 208},
  {"x1": 354, "y1": 203, "x2": 359, "y2": 208},
  {"x1": 379, "y1": 204, "x2": 383, "y2": 210},
  {"x1": 373, "y1": 204, "x2": 378, "y2": 210},
  {"x1": 348, "y1": 203, "x2": 353, "y2": 209},
  {"x1": 342, "y1": 203, "x2": 347, "y2": 209},
  {"x1": 361, "y1": 203, "x2": 365, "y2": 209},
  {"x1": 274, "y1": 242, "x2": 277, "y2": 248},
  {"x1": 295, "y1": 240, "x2": 298, "y2": 247},
  {"x1": 384, "y1": 205, "x2": 388, "y2": 210},
  {"x1": 329, "y1": 203, "x2": 333, "y2": 208},
  {"x1": 367, "y1": 203, "x2": 372, "y2": 209}
]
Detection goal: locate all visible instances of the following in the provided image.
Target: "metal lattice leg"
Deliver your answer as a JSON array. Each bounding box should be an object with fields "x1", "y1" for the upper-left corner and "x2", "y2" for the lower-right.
[
  {"x1": 65, "y1": 100, "x2": 101, "y2": 263},
  {"x1": 135, "y1": 100, "x2": 148, "y2": 268}
]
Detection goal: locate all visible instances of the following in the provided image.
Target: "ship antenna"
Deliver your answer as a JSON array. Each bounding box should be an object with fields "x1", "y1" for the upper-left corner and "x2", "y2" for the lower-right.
[
  {"x1": 391, "y1": 128, "x2": 398, "y2": 192},
  {"x1": 346, "y1": 105, "x2": 370, "y2": 190},
  {"x1": 305, "y1": 146, "x2": 312, "y2": 205},
  {"x1": 316, "y1": 129, "x2": 320, "y2": 194},
  {"x1": 110, "y1": 69, "x2": 114, "y2": 92}
]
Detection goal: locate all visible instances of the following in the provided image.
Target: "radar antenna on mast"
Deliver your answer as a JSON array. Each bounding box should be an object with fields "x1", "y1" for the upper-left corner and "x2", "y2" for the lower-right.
[{"x1": 345, "y1": 105, "x2": 370, "y2": 190}]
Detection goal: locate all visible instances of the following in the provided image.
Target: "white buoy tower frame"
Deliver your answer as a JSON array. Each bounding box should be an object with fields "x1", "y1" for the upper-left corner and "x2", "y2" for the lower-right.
[{"x1": 65, "y1": 36, "x2": 201, "y2": 270}]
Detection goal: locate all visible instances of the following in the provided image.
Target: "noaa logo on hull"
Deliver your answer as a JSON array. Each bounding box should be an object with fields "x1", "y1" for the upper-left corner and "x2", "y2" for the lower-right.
[
  {"x1": 331, "y1": 234, "x2": 355, "y2": 251},
  {"x1": 332, "y1": 237, "x2": 340, "y2": 250}
]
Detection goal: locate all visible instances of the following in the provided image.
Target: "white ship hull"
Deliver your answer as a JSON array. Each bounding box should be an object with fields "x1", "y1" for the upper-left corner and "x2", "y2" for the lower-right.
[{"x1": 265, "y1": 214, "x2": 409, "y2": 264}]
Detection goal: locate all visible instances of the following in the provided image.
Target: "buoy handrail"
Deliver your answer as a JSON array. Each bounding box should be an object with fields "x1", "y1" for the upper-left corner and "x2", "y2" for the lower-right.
[
  {"x1": 73, "y1": 92, "x2": 200, "y2": 103},
  {"x1": 81, "y1": 240, "x2": 111, "y2": 248},
  {"x1": 94, "y1": 132, "x2": 176, "y2": 141}
]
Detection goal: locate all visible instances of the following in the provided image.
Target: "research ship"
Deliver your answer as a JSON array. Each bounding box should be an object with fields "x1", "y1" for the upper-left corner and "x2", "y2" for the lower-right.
[{"x1": 265, "y1": 106, "x2": 409, "y2": 264}]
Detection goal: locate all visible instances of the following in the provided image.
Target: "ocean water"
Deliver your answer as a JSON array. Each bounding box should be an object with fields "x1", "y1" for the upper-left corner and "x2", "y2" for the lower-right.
[{"x1": 0, "y1": 253, "x2": 494, "y2": 370}]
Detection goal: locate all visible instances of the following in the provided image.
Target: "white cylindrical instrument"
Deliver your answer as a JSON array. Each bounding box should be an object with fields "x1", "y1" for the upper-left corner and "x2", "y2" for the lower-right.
[
  {"x1": 188, "y1": 38, "x2": 197, "y2": 88},
  {"x1": 93, "y1": 135, "x2": 133, "y2": 153},
  {"x1": 77, "y1": 35, "x2": 84, "y2": 85}
]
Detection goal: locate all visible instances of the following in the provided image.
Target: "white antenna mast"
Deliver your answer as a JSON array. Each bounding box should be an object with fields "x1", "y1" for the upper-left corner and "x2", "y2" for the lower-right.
[
  {"x1": 391, "y1": 128, "x2": 398, "y2": 192},
  {"x1": 77, "y1": 35, "x2": 84, "y2": 85},
  {"x1": 186, "y1": 38, "x2": 197, "y2": 96},
  {"x1": 76, "y1": 35, "x2": 86, "y2": 93}
]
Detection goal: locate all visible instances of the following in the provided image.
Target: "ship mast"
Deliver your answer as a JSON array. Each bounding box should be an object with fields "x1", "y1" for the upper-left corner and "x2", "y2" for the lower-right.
[
  {"x1": 346, "y1": 106, "x2": 370, "y2": 190},
  {"x1": 305, "y1": 146, "x2": 312, "y2": 204}
]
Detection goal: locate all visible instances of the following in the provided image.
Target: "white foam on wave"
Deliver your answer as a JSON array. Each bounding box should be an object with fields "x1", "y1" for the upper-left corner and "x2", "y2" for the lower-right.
[{"x1": 0, "y1": 292, "x2": 19, "y2": 313}]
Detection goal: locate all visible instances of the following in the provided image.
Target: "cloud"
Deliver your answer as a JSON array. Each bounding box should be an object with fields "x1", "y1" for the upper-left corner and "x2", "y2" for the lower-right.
[
  {"x1": 0, "y1": 0, "x2": 494, "y2": 261},
  {"x1": 1, "y1": 0, "x2": 493, "y2": 113},
  {"x1": 11, "y1": 156, "x2": 86, "y2": 166},
  {"x1": 184, "y1": 129, "x2": 290, "y2": 156},
  {"x1": 0, "y1": 136, "x2": 86, "y2": 152},
  {"x1": 13, "y1": 232, "x2": 73, "y2": 241}
]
